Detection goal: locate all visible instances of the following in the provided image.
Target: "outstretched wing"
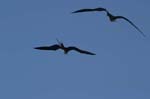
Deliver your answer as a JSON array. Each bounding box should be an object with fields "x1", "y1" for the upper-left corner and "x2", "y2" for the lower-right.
[
  {"x1": 34, "y1": 44, "x2": 60, "y2": 51},
  {"x1": 67, "y1": 47, "x2": 96, "y2": 55},
  {"x1": 115, "y1": 16, "x2": 146, "y2": 37},
  {"x1": 72, "y1": 8, "x2": 95, "y2": 13},
  {"x1": 72, "y1": 7, "x2": 106, "y2": 13}
]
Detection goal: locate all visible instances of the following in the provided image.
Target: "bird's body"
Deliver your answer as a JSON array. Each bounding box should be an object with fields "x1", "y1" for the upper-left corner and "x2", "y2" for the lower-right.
[
  {"x1": 34, "y1": 42, "x2": 95, "y2": 55},
  {"x1": 72, "y1": 7, "x2": 146, "y2": 37},
  {"x1": 106, "y1": 12, "x2": 117, "y2": 22}
]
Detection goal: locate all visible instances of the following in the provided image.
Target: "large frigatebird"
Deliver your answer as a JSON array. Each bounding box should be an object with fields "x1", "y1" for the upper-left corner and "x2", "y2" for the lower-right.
[
  {"x1": 72, "y1": 7, "x2": 146, "y2": 37},
  {"x1": 34, "y1": 39, "x2": 96, "y2": 55}
]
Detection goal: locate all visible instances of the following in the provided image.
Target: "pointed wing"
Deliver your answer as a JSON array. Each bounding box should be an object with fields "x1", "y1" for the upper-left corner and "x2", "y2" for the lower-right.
[
  {"x1": 67, "y1": 47, "x2": 96, "y2": 55},
  {"x1": 34, "y1": 44, "x2": 60, "y2": 51},
  {"x1": 115, "y1": 16, "x2": 146, "y2": 37},
  {"x1": 72, "y1": 7, "x2": 106, "y2": 13},
  {"x1": 72, "y1": 8, "x2": 95, "y2": 13}
]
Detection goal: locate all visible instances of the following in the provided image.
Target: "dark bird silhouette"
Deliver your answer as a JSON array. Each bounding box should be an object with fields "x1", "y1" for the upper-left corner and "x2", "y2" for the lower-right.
[
  {"x1": 34, "y1": 39, "x2": 96, "y2": 55},
  {"x1": 72, "y1": 7, "x2": 146, "y2": 37}
]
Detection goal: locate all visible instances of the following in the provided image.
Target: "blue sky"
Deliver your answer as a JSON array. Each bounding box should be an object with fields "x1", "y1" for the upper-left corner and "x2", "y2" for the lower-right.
[{"x1": 0, "y1": 0, "x2": 150, "y2": 99}]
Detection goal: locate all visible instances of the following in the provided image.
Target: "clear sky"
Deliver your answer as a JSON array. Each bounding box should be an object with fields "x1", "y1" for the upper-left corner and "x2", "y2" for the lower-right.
[{"x1": 0, "y1": 0, "x2": 150, "y2": 99}]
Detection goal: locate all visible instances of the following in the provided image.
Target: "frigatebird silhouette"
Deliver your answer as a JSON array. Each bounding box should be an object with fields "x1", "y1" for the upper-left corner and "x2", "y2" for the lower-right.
[
  {"x1": 72, "y1": 7, "x2": 146, "y2": 37},
  {"x1": 34, "y1": 39, "x2": 96, "y2": 55}
]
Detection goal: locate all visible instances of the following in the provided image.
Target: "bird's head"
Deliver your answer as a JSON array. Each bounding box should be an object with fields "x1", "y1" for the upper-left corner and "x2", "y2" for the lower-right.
[{"x1": 56, "y1": 38, "x2": 65, "y2": 48}]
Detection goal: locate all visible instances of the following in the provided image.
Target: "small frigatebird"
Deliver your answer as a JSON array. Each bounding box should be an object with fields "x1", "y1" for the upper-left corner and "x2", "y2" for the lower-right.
[
  {"x1": 72, "y1": 7, "x2": 146, "y2": 37},
  {"x1": 34, "y1": 39, "x2": 96, "y2": 55}
]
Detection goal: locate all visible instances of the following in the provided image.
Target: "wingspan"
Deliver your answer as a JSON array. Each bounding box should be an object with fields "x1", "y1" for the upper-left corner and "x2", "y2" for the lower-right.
[
  {"x1": 115, "y1": 16, "x2": 146, "y2": 37},
  {"x1": 68, "y1": 47, "x2": 96, "y2": 55},
  {"x1": 34, "y1": 44, "x2": 60, "y2": 51}
]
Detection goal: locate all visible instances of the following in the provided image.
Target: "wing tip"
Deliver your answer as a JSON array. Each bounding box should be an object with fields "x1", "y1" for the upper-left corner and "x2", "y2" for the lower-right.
[
  {"x1": 140, "y1": 32, "x2": 146, "y2": 38},
  {"x1": 90, "y1": 53, "x2": 96, "y2": 55},
  {"x1": 34, "y1": 47, "x2": 39, "y2": 49},
  {"x1": 34, "y1": 47, "x2": 45, "y2": 50},
  {"x1": 86, "y1": 52, "x2": 96, "y2": 55},
  {"x1": 71, "y1": 11, "x2": 79, "y2": 13}
]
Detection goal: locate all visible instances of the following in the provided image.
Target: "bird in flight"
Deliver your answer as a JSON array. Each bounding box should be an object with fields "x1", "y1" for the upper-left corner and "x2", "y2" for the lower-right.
[
  {"x1": 72, "y1": 7, "x2": 146, "y2": 37},
  {"x1": 34, "y1": 39, "x2": 96, "y2": 55}
]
